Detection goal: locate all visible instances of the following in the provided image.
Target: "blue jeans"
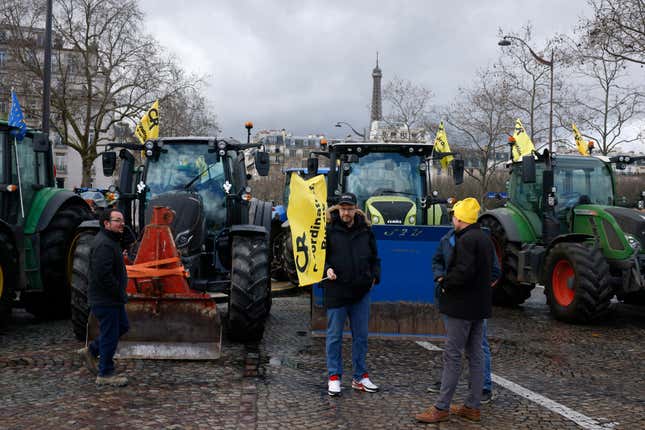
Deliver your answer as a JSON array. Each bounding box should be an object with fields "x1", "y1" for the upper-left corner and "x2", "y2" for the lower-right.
[
  {"x1": 441, "y1": 315, "x2": 492, "y2": 391},
  {"x1": 89, "y1": 305, "x2": 129, "y2": 377},
  {"x1": 326, "y1": 292, "x2": 370, "y2": 381}
]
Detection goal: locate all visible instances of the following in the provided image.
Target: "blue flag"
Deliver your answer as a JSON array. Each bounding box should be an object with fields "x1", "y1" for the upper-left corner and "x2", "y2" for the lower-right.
[{"x1": 9, "y1": 90, "x2": 27, "y2": 141}]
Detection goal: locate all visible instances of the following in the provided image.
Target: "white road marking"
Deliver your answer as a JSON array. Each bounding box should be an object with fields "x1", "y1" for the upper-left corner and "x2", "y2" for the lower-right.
[{"x1": 415, "y1": 341, "x2": 618, "y2": 430}]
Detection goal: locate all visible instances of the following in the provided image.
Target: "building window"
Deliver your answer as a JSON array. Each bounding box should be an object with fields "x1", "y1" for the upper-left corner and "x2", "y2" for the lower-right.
[
  {"x1": 0, "y1": 101, "x2": 6, "y2": 113},
  {"x1": 0, "y1": 51, "x2": 6, "y2": 68},
  {"x1": 55, "y1": 154, "x2": 67, "y2": 173}
]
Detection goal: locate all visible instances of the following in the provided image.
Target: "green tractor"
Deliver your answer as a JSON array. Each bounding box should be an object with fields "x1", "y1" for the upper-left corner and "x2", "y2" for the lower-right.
[
  {"x1": 480, "y1": 150, "x2": 645, "y2": 323},
  {"x1": 0, "y1": 121, "x2": 91, "y2": 325}
]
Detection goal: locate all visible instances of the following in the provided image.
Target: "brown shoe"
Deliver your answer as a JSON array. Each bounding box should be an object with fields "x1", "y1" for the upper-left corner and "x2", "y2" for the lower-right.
[
  {"x1": 415, "y1": 406, "x2": 449, "y2": 423},
  {"x1": 450, "y1": 404, "x2": 481, "y2": 422},
  {"x1": 77, "y1": 347, "x2": 99, "y2": 376},
  {"x1": 95, "y1": 374, "x2": 128, "y2": 387}
]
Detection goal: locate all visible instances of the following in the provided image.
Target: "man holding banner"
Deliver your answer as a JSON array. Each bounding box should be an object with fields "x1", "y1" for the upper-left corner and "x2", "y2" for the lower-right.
[{"x1": 323, "y1": 192, "x2": 381, "y2": 397}]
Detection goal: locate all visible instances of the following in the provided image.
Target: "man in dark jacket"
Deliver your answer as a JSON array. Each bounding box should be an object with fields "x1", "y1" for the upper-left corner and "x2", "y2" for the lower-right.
[
  {"x1": 79, "y1": 208, "x2": 129, "y2": 387},
  {"x1": 416, "y1": 197, "x2": 493, "y2": 424},
  {"x1": 428, "y1": 226, "x2": 501, "y2": 403},
  {"x1": 323, "y1": 192, "x2": 381, "y2": 397}
]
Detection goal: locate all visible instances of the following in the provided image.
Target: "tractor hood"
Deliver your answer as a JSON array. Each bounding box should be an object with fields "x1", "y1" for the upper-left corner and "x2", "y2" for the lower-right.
[
  {"x1": 365, "y1": 196, "x2": 417, "y2": 225},
  {"x1": 604, "y1": 206, "x2": 645, "y2": 249}
]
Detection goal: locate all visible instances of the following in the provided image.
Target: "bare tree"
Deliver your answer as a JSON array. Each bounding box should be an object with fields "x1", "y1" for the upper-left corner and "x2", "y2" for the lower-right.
[
  {"x1": 582, "y1": 0, "x2": 645, "y2": 66},
  {"x1": 382, "y1": 76, "x2": 433, "y2": 139},
  {"x1": 446, "y1": 67, "x2": 514, "y2": 201},
  {"x1": 159, "y1": 82, "x2": 219, "y2": 137},
  {"x1": 2, "y1": 0, "x2": 212, "y2": 185}
]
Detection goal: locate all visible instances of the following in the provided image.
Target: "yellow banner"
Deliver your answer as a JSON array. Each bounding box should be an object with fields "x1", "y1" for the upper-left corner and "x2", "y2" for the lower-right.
[
  {"x1": 433, "y1": 121, "x2": 454, "y2": 170},
  {"x1": 135, "y1": 100, "x2": 160, "y2": 144},
  {"x1": 511, "y1": 119, "x2": 535, "y2": 162},
  {"x1": 287, "y1": 173, "x2": 327, "y2": 286},
  {"x1": 572, "y1": 123, "x2": 589, "y2": 156}
]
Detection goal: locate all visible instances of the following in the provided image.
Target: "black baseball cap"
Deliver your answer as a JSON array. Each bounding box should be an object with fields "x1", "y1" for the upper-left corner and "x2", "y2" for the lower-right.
[{"x1": 338, "y1": 192, "x2": 357, "y2": 206}]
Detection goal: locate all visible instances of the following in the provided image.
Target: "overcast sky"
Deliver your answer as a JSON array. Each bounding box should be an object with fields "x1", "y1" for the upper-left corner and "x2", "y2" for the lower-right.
[{"x1": 138, "y1": 0, "x2": 594, "y2": 141}]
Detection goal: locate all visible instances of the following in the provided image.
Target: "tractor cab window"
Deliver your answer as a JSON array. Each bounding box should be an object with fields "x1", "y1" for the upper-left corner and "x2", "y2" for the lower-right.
[
  {"x1": 11, "y1": 136, "x2": 39, "y2": 217},
  {"x1": 509, "y1": 163, "x2": 545, "y2": 213},
  {"x1": 554, "y1": 158, "x2": 614, "y2": 214},
  {"x1": 344, "y1": 152, "x2": 423, "y2": 210},
  {"x1": 145, "y1": 143, "x2": 228, "y2": 230}
]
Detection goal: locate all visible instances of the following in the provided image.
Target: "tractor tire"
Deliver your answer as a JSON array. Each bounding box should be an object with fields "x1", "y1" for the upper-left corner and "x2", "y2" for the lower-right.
[
  {"x1": 227, "y1": 234, "x2": 272, "y2": 342},
  {"x1": 480, "y1": 216, "x2": 533, "y2": 306},
  {"x1": 23, "y1": 204, "x2": 91, "y2": 319},
  {"x1": 544, "y1": 242, "x2": 612, "y2": 323},
  {"x1": 282, "y1": 228, "x2": 299, "y2": 286},
  {"x1": 70, "y1": 231, "x2": 96, "y2": 341},
  {"x1": 270, "y1": 230, "x2": 289, "y2": 281},
  {"x1": 0, "y1": 234, "x2": 17, "y2": 327}
]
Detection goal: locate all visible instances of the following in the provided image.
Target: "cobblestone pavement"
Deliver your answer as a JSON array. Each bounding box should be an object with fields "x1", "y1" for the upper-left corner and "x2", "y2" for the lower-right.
[{"x1": 1, "y1": 286, "x2": 644, "y2": 429}]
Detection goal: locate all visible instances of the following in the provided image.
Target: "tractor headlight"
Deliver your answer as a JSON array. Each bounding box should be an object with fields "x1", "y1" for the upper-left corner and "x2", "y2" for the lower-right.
[
  {"x1": 144, "y1": 140, "x2": 154, "y2": 150},
  {"x1": 408, "y1": 215, "x2": 416, "y2": 224},
  {"x1": 145, "y1": 149, "x2": 153, "y2": 157},
  {"x1": 218, "y1": 140, "x2": 227, "y2": 150},
  {"x1": 626, "y1": 234, "x2": 640, "y2": 250},
  {"x1": 372, "y1": 215, "x2": 380, "y2": 224}
]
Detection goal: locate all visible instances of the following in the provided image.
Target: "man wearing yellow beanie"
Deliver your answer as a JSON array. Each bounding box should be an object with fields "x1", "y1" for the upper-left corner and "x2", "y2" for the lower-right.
[{"x1": 416, "y1": 197, "x2": 493, "y2": 424}]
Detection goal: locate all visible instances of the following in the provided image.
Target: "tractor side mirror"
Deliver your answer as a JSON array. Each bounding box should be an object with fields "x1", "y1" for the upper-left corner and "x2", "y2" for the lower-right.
[
  {"x1": 522, "y1": 155, "x2": 536, "y2": 183},
  {"x1": 32, "y1": 133, "x2": 50, "y2": 152},
  {"x1": 452, "y1": 159, "x2": 464, "y2": 185},
  {"x1": 255, "y1": 151, "x2": 270, "y2": 177},
  {"x1": 307, "y1": 157, "x2": 319, "y2": 176},
  {"x1": 102, "y1": 151, "x2": 117, "y2": 176}
]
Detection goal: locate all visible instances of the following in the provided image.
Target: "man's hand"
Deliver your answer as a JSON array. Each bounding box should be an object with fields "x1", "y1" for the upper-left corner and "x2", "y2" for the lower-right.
[{"x1": 326, "y1": 267, "x2": 337, "y2": 280}]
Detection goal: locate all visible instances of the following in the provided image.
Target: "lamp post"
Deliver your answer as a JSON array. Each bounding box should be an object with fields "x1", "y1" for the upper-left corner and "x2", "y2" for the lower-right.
[
  {"x1": 334, "y1": 121, "x2": 366, "y2": 141},
  {"x1": 42, "y1": 0, "x2": 53, "y2": 135},
  {"x1": 498, "y1": 35, "x2": 554, "y2": 155}
]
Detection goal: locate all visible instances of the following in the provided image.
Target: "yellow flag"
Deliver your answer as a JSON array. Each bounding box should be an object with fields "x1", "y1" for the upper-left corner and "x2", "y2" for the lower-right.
[
  {"x1": 433, "y1": 121, "x2": 454, "y2": 170},
  {"x1": 572, "y1": 123, "x2": 589, "y2": 156},
  {"x1": 511, "y1": 119, "x2": 535, "y2": 162},
  {"x1": 135, "y1": 100, "x2": 160, "y2": 144},
  {"x1": 287, "y1": 174, "x2": 327, "y2": 286}
]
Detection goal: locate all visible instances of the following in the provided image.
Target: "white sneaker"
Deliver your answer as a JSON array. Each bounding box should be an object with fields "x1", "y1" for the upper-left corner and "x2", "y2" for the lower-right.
[
  {"x1": 328, "y1": 377, "x2": 341, "y2": 396},
  {"x1": 352, "y1": 374, "x2": 379, "y2": 393}
]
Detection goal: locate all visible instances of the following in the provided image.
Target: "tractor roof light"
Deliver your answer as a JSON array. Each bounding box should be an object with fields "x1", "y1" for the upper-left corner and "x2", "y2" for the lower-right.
[
  {"x1": 144, "y1": 140, "x2": 154, "y2": 150},
  {"x1": 217, "y1": 140, "x2": 227, "y2": 150},
  {"x1": 356, "y1": 146, "x2": 362, "y2": 153},
  {"x1": 408, "y1": 147, "x2": 414, "y2": 153}
]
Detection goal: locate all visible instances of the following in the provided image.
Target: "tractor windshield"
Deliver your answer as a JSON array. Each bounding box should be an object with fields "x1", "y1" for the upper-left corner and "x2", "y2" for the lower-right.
[
  {"x1": 554, "y1": 157, "x2": 614, "y2": 211},
  {"x1": 145, "y1": 143, "x2": 227, "y2": 230},
  {"x1": 344, "y1": 152, "x2": 423, "y2": 209}
]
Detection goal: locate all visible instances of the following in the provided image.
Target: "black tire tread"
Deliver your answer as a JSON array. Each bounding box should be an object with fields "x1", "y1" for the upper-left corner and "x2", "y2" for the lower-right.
[
  {"x1": 228, "y1": 234, "x2": 272, "y2": 342},
  {"x1": 0, "y1": 233, "x2": 17, "y2": 326},
  {"x1": 70, "y1": 231, "x2": 95, "y2": 341},
  {"x1": 282, "y1": 228, "x2": 299, "y2": 286}
]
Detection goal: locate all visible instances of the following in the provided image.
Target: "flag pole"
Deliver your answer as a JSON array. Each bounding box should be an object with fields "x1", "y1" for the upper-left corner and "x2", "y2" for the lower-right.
[{"x1": 13, "y1": 137, "x2": 25, "y2": 218}]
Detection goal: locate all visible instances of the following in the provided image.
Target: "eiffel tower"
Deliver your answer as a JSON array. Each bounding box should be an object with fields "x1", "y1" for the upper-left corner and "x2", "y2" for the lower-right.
[{"x1": 370, "y1": 52, "x2": 382, "y2": 122}]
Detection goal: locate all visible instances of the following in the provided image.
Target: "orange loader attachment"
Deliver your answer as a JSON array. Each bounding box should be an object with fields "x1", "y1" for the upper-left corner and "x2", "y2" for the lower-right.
[{"x1": 89, "y1": 206, "x2": 221, "y2": 359}]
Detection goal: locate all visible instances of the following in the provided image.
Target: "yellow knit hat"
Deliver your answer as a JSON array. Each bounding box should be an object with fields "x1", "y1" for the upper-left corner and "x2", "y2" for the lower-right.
[{"x1": 452, "y1": 197, "x2": 480, "y2": 224}]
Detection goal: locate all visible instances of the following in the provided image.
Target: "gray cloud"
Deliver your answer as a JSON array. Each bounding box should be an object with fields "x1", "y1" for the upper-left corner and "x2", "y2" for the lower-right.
[{"x1": 139, "y1": 0, "x2": 593, "y2": 141}]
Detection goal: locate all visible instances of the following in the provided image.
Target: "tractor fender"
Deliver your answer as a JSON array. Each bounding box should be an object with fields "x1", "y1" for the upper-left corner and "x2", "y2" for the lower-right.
[
  {"x1": 544, "y1": 233, "x2": 595, "y2": 254},
  {"x1": 230, "y1": 224, "x2": 268, "y2": 237},
  {"x1": 479, "y1": 207, "x2": 537, "y2": 243},
  {"x1": 29, "y1": 190, "x2": 90, "y2": 234},
  {"x1": 76, "y1": 219, "x2": 101, "y2": 231}
]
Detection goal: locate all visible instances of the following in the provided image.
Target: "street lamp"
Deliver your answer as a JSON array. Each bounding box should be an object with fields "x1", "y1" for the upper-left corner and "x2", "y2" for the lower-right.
[
  {"x1": 498, "y1": 35, "x2": 554, "y2": 155},
  {"x1": 335, "y1": 121, "x2": 366, "y2": 141}
]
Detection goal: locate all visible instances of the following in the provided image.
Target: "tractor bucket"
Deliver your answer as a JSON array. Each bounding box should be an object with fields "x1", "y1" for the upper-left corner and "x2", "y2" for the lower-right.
[
  {"x1": 311, "y1": 225, "x2": 449, "y2": 339},
  {"x1": 89, "y1": 206, "x2": 221, "y2": 360}
]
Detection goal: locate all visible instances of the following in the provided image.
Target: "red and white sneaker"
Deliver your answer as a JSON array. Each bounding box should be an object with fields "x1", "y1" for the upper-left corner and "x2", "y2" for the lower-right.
[
  {"x1": 352, "y1": 373, "x2": 379, "y2": 393},
  {"x1": 328, "y1": 375, "x2": 341, "y2": 397}
]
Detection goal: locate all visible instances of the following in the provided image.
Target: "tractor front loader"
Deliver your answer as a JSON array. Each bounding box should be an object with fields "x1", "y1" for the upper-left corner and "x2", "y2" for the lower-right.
[{"x1": 71, "y1": 135, "x2": 273, "y2": 359}]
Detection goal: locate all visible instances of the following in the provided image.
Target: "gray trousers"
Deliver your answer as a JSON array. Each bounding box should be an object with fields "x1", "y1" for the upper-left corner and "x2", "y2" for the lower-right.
[{"x1": 435, "y1": 315, "x2": 485, "y2": 410}]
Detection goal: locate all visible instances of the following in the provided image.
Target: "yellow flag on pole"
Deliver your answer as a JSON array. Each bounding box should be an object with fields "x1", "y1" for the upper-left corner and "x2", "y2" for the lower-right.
[
  {"x1": 135, "y1": 100, "x2": 160, "y2": 144},
  {"x1": 572, "y1": 123, "x2": 589, "y2": 156},
  {"x1": 511, "y1": 119, "x2": 535, "y2": 162},
  {"x1": 287, "y1": 174, "x2": 327, "y2": 286},
  {"x1": 433, "y1": 121, "x2": 454, "y2": 170}
]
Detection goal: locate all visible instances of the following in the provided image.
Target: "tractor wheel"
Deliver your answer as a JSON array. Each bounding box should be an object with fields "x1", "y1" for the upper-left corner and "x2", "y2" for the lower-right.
[
  {"x1": 228, "y1": 234, "x2": 272, "y2": 342},
  {"x1": 544, "y1": 242, "x2": 612, "y2": 323},
  {"x1": 282, "y1": 228, "x2": 299, "y2": 286},
  {"x1": 270, "y1": 230, "x2": 289, "y2": 281},
  {"x1": 0, "y1": 234, "x2": 17, "y2": 326},
  {"x1": 23, "y1": 204, "x2": 91, "y2": 319},
  {"x1": 480, "y1": 216, "x2": 533, "y2": 306},
  {"x1": 70, "y1": 231, "x2": 96, "y2": 341}
]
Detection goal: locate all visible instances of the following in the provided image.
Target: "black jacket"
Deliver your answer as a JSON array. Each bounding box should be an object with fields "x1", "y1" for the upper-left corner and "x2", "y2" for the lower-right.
[
  {"x1": 88, "y1": 228, "x2": 128, "y2": 306},
  {"x1": 322, "y1": 206, "x2": 381, "y2": 308},
  {"x1": 439, "y1": 223, "x2": 493, "y2": 320}
]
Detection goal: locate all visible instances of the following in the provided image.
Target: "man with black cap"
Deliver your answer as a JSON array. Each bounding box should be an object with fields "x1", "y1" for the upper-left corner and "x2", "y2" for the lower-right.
[{"x1": 323, "y1": 192, "x2": 381, "y2": 397}]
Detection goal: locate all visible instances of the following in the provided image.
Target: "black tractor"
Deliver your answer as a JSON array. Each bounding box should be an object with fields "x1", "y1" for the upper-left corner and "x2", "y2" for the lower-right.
[{"x1": 70, "y1": 136, "x2": 274, "y2": 344}]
